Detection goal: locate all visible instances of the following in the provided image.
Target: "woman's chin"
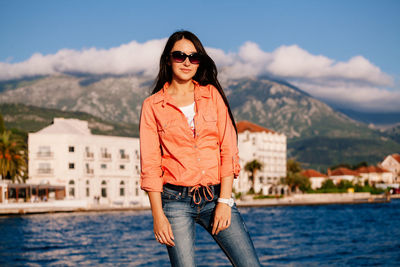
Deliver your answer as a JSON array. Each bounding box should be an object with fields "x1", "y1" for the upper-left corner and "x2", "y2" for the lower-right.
[{"x1": 174, "y1": 73, "x2": 196, "y2": 82}]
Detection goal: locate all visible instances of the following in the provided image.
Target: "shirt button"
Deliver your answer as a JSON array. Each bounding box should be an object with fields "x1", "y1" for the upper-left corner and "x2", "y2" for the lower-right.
[
  {"x1": 201, "y1": 170, "x2": 205, "y2": 174},
  {"x1": 194, "y1": 145, "x2": 197, "y2": 148},
  {"x1": 197, "y1": 158, "x2": 201, "y2": 162}
]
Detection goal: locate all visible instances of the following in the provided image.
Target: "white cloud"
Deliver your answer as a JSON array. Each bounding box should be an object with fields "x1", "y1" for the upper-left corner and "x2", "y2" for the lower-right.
[
  {"x1": 0, "y1": 39, "x2": 167, "y2": 80},
  {"x1": 0, "y1": 38, "x2": 398, "y2": 111},
  {"x1": 292, "y1": 80, "x2": 400, "y2": 112}
]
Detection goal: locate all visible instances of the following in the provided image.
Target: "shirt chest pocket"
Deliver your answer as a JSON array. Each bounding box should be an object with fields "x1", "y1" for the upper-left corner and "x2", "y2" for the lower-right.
[{"x1": 202, "y1": 113, "x2": 218, "y2": 134}]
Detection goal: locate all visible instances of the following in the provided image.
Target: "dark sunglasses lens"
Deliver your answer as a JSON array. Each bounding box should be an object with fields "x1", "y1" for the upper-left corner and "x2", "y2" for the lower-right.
[
  {"x1": 171, "y1": 52, "x2": 186, "y2": 63},
  {"x1": 189, "y1": 54, "x2": 201, "y2": 64}
]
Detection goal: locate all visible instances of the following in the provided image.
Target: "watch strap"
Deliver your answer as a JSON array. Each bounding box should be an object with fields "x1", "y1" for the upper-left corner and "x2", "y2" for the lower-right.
[{"x1": 217, "y1": 197, "x2": 234, "y2": 207}]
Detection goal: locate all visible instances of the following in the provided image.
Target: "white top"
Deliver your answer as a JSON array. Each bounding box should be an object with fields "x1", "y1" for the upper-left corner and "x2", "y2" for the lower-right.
[{"x1": 179, "y1": 102, "x2": 196, "y2": 136}]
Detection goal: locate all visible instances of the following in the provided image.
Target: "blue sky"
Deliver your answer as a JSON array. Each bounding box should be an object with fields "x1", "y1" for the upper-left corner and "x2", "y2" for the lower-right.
[{"x1": 0, "y1": 0, "x2": 399, "y2": 111}]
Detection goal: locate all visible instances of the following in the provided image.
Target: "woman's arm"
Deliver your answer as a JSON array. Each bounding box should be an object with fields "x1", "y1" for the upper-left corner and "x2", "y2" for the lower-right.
[
  {"x1": 211, "y1": 85, "x2": 241, "y2": 235},
  {"x1": 212, "y1": 175, "x2": 234, "y2": 235},
  {"x1": 139, "y1": 99, "x2": 175, "y2": 246},
  {"x1": 148, "y1": 192, "x2": 175, "y2": 247}
]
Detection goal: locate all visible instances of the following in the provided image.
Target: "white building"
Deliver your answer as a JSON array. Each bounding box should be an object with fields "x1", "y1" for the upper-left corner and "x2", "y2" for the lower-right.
[
  {"x1": 235, "y1": 121, "x2": 287, "y2": 195},
  {"x1": 356, "y1": 166, "x2": 394, "y2": 185},
  {"x1": 28, "y1": 118, "x2": 147, "y2": 206},
  {"x1": 301, "y1": 169, "x2": 327, "y2": 190},
  {"x1": 328, "y1": 168, "x2": 360, "y2": 184},
  {"x1": 380, "y1": 154, "x2": 400, "y2": 183}
]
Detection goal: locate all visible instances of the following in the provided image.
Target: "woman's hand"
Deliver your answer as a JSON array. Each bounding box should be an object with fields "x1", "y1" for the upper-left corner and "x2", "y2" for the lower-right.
[
  {"x1": 153, "y1": 212, "x2": 175, "y2": 247},
  {"x1": 148, "y1": 191, "x2": 175, "y2": 247},
  {"x1": 212, "y1": 202, "x2": 232, "y2": 235}
]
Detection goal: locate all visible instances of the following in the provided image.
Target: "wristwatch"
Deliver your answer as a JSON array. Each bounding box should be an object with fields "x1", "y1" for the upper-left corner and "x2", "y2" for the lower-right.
[{"x1": 217, "y1": 198, "x2": 234, "y2": 207}]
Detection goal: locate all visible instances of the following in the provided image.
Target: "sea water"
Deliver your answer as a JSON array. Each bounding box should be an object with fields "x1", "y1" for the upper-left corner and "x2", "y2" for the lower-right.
[{"x1": 1, "y1": 200, "x2": 399, "y2": 266}]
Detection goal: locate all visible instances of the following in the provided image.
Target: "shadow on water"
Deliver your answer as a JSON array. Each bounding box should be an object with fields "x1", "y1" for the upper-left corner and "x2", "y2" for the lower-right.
[{"x1": 1, "y1": 201, "x2": 400, "y2": 266}]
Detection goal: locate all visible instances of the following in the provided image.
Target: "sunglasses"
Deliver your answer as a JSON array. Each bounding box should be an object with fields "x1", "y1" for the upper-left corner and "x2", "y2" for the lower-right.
[{"x1": 170, "y1": 51, "x2": 201, "y2": 64}]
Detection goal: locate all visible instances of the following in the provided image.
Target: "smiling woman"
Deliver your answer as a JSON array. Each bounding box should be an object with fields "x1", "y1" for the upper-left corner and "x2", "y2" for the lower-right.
[{"x1": 139, "y1": 30, "x2": 261, "y2": 267}]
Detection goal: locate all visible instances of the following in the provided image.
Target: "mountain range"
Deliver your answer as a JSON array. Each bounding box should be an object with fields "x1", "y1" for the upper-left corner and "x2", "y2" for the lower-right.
[{"x1": 0, "y1": 74, "x2": 399, "y2": 171}]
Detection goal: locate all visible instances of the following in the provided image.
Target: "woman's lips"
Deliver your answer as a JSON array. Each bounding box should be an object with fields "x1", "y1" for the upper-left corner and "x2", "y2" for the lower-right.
[{"x1": 180, "y1": 68, "x2": 192, "y2": 73}]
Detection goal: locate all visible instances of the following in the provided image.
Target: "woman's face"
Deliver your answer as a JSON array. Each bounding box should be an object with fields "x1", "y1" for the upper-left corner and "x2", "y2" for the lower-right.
[{"x1": 169, "y1": 38, "x2": 200, "y2": 83}]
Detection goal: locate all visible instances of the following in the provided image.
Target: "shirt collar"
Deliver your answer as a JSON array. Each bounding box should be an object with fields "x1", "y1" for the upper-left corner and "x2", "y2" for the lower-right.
[{"x1": 153, "y1": 80, "x2": 211, "y2": 106}]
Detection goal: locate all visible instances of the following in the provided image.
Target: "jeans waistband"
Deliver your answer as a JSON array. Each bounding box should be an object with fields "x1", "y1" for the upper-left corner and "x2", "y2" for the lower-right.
[{"x1": 164, "y1": 183, "x2": 221, "y2": 203}]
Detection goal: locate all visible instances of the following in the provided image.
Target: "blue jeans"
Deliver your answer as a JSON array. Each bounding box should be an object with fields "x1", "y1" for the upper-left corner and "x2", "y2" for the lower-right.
[{"x1": 161, "y1": 184, "x2": 262, "y2": 267}]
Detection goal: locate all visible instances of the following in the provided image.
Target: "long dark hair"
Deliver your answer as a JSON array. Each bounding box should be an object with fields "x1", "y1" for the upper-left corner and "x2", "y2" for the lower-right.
[{"x1": 152, "y1": 30, "x2": 237, "y2": 134}]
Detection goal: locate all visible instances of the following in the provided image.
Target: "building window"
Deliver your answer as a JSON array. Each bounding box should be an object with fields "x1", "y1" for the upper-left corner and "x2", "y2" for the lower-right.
[
  {"x1": 120, "y1": 149, "x2": 128, "y2": 159},
  {"x1": 38, "y1": 146, "x2": 52, "y2": 157},
  {"x1": 86, "y1": 180, "x2": 90, "y2": 197},
  {"x1": 69, "y1": 163, "x2": 75, "y2": 169},
  {"x1": 135, "y1": 150, "x2": 139, "y2": 159},
  {"x1": 69, "y1": 146, "x2": 75, "y2": 152},
  {"x1": 85, "y1": 163, "x2": 94, "y2": 174},
  {"x1": 38, "y1": 162, "x2": 51, "y2": 174},
  {"x1": 101, "y1": 181, "x2": 107, "y2": 198},
  {"x1": 101, "y1": 164, "x2": 107, "y2": 169},
  {"x1": 101, "y1": 147, "x2": 111, "y2": 159},
  {"x1": 135, "y1": 165, "x2": 139, "y2": 174},
  {"x1": 69, "y1": 180, "x2": 75, "y2": 197},
  {"x1": 135, "y1": 181, "x2": 139, "y2": 196},
  {"x1": 120, "y1": 164, "x2": 125, "y2": 170},
  {"x1": 120, "y1": 181, "x2": 125, "y2": 196},
  {"x1": 85, "y1": 146, "x2": 94, "y2": 158}
]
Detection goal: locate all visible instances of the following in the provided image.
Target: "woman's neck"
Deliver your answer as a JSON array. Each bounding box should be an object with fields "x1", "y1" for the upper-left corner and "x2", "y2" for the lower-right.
[{"x1": 168, "y1": 79, "x2": 194, "y2": 96}]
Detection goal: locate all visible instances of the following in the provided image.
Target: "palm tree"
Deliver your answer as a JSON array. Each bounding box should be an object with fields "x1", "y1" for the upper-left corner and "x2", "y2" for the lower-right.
[
  {"x1": 0, "y1": 130, "x2": 28, "y2": 183},
  {"x1": 244, "y1": 159, "x2": 263, "y2": 193}
]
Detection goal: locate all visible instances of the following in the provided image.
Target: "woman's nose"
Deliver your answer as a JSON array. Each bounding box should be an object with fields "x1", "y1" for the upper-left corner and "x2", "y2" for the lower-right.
[{"x1": 183, "y1": 58, "x2": 191, "y2": 66}]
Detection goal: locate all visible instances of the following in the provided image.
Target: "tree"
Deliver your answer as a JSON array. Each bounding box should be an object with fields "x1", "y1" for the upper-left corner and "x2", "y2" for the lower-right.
[
  {"x1": 0, "y1": 130, "x2": 28, "y2": 183},
  {"x1": 283, "y1": 159, "x2": 310, "y2": 193},
  {"x1": 244, "y1": 159, "x2": 263, "y2": 193},
  {"x1": 0, "y1": 114, "x2": 5, "y2": 133}
]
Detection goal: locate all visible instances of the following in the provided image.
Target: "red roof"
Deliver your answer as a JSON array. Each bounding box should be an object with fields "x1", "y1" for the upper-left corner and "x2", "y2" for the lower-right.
[
  {"x1": 392, "y1": 154, "x2": 400, "y2": 164},
  {"x1": 301, "y1": 169, "x2": 327, "y2": 178},
  {"x1": 357, "y1": 166, "x2": 390, "y2": 174},
  {"x1": 236, "y1": 120, "x2": 275, "y2": 134},
  {"x1": 330, "y1": 167, "x2": 359, "y2": 176}
]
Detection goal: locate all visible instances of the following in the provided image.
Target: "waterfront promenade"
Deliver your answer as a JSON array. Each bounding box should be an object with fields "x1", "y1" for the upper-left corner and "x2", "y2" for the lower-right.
[{"x1": 0, "y1": 192, "x2": 391, "y2": 215}]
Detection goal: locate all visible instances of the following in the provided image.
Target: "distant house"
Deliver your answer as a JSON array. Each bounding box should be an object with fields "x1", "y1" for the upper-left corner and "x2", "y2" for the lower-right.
[
  {"x1": 301, "y1": 169, "x2": 327, "y2": 189},
  {"x1": 380, "y1": 154, "x2": 400, "y2": 183},
  {"x1": 236, "y1": 120, "x2": 288, "y2": 195},
  {"x1": 356, "y1": 166, "x2": 393, "y2": 185},
  {"x1": 328, "y1": 168, "x2": 360, "y2": 184},
  {"x1": 28, "y1": 118, "x2": 147, "y2": 206}
]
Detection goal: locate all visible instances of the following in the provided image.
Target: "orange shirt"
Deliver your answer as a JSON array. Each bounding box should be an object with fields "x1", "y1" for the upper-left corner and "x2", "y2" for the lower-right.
[{"x1": 139, "y1": 80, "x2": 240, "y2": 192}]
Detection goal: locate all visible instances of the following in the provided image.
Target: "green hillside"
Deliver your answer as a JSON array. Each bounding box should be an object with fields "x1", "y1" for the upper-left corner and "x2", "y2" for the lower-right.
[
  {"x1": 289, "y1": 136, "x2": 400, "y2": 171},
  {"x1": 0, "y1": 103, "x2": 139, "y2": 140}
]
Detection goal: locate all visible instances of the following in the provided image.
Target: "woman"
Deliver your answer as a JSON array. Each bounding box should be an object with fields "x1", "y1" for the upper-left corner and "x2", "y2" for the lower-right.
[{"x1": 140, "y1": 30, "x2": 261, "y2": 267}]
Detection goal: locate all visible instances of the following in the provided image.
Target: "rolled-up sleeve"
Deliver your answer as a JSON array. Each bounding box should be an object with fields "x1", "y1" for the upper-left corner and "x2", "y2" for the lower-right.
[
  {"x1": 213, "y1": 86, "x2": 241, "y2": 179},
  {"x1": 139, "y1": 98, "x2": 163, "y2": 192}
]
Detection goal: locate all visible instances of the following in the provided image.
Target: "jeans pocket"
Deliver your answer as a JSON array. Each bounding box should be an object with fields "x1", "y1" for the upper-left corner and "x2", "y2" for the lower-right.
[{"x1": 162, "y1": 186, "x2": 182, "y2": 201}]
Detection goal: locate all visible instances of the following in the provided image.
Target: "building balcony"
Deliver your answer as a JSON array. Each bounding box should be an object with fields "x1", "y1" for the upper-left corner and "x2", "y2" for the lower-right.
[
  {"x1": 37, "y1": 168, "x2": 53, "y2": 175},
  {"x1": 85, "y1": 169, "x2": 94, "y2": 176},
  {"x1": 84, "y1": 152, "x2": 94, "y2": 160},
  {"x1": 119, "y1": 154, "x2": 130, "y2": 161},
  {"x1": 100, "y1": 153, "x2": 112, "y2": 161},
  {"x1": 36, "y1": 152, "x2": 54, "y2": 159}
]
